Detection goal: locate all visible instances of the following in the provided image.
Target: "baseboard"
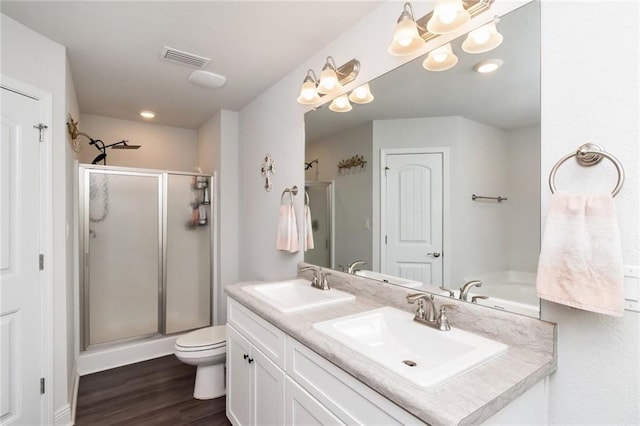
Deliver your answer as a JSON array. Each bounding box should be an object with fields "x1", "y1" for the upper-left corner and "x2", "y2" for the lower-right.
[
  {"x1": 78, "y1": 335, "x2": 180, "y2": 375},
  {"x1": 54, "y1": 404, "x2": 71, "y2": 426}
]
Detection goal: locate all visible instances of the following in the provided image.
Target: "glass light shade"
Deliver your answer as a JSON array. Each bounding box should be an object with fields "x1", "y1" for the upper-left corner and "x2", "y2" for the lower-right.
[
  {"x1": 297, "y1": 80, "x2": 320, "y2": 104},
  {"x1": 348, "y1": 83, "x2": 374, "y2": 104},
  {"x1": 473, "y1": 59, "x2": 503, "y2": 74},
  {"x1": 462, "y1": 22, "x2": 504, "y2": 53},
  {"x1": 329, "y1": 95, "x2": 352, "y2": 113},
  {"x1": 423, "y1": 43, "x2": 458, "y2": 72},
  {"x1": 426, "y1": 0, "x2": 470, "y2": 35},
  {"x1": 317, "y1": 65, "x2": 343, "y2": 95},
  {"x1": 388, "y1": 14, "x2": 425, "y2": 56}
]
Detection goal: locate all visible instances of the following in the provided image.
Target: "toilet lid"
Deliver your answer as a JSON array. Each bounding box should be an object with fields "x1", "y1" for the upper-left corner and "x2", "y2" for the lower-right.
[{"x1": 176, "y1": 325, "x2": 226, "y2": 349}]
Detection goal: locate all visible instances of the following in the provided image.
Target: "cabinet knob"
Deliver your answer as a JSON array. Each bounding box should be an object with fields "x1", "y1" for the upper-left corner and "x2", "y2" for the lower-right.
[
  {"x1": 248, "y1": 358, "x2": 254, "y2": 364},
  {"x1": 243, "y1": 354, "x2": 249, "y2": 360}
]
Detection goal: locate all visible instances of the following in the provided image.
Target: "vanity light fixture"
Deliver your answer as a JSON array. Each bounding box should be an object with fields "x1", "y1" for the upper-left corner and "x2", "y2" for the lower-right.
[
  {"x1": 423, "y1": 43, "x2": 459, "y2": 72},
  {"x1": 140, "y1": 110, "x2": 155, "y2": 119},
  {"x1": 473, "y1": 58, "x2": 503, "y2": 73},
  {"x1": 348, "y1": 83, "x2": 374, "y2": 104},
  {"x1": 296, "y1": 57, "x2": 360, "y2": 104},
  {"x1": 427, "y1": 0, "x2": 471, "y2": 35},
  {"x1": 297, "y1": 70, "x2": 321, "y2": 105},
  {"x1": 388, "y1": 2, "x2": 425, "y2": 56},
  {"x1": 388, "y1": 1, "x2": 494, "y2": 57},
  {"x1": 329, "y1": 94, "x2": 352, "y2": 113},
  {"x1": 462, "y1": 17, "x2": 503, "y2": 53}
]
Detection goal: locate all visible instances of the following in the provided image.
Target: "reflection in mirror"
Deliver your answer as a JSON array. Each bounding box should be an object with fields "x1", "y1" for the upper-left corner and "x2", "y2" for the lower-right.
[{"x1": 304, "y1": 2, "x2": 541, "y2": 318}]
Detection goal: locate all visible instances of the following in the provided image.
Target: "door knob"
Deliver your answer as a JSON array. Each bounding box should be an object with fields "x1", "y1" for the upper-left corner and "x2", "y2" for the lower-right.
[{"x1": 427, "y1": 251, "x2": 441, "y2": 258}]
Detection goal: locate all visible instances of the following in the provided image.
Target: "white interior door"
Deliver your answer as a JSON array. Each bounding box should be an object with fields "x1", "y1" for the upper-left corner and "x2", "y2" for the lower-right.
[
  {"x1": 383, "y1": 152, "x2": 444, "y2": 286},
  {"x1": 0, "y1": 87, "x2": 43, "y2": 424}
]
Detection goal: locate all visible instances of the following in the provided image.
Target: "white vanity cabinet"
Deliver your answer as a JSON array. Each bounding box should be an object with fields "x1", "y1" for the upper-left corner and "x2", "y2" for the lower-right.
[
  {"x1": 227, "y1": 297, "x2": 547, "y2": 426},
  {"x1": 226, "y1": 300, "x2": 287, "y2": 426}
]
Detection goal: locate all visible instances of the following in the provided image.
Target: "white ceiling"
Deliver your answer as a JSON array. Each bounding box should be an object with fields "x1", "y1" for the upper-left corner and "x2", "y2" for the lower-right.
[
  {"x1": 1, "y1": 1, "x2": 383, "y2": 129},
  {"x1": 305, "y1": 2, "x2": 540, "y2": 141}
]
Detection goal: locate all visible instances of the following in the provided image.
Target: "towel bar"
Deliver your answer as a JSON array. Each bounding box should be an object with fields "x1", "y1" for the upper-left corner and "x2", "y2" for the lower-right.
[
  {"x1": 549, "y1": 143, "x2": 625, "y2": 197},
  {"x1": 281, "y1": 186, "x2": 298, "y2": 203}
]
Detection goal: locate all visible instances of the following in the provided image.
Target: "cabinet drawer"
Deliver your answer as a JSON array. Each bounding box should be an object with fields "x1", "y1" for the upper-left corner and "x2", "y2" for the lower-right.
[
  {"x1": 228, "y1": 298, "x2": 286, "y2": 369},
  {"x1": 287, "y1": 338, "x2": 424, "y2": 425}
]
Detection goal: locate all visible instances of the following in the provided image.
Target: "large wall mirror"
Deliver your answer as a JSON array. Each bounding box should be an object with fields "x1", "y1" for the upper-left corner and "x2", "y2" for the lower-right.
[{"x1": 304, "y1": 1, "x2": 541, "y2": 318}]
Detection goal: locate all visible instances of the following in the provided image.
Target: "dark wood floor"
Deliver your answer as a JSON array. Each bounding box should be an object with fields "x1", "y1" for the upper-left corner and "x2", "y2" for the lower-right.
[{"x1": 75, "y1": 355, "x2": 231, "y2": 426}]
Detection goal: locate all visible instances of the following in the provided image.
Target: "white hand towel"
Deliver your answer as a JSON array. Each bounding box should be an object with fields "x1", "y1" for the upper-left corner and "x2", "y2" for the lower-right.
[
  {"x1": 536, "y1": 192, "x2": 624, "y2": 316},
  {"x1": 276, "y1": 204, "x2": 299, "y2": 253},
  {"x1": 304, "y1": 205, "x2": 314, "y2": 251}
]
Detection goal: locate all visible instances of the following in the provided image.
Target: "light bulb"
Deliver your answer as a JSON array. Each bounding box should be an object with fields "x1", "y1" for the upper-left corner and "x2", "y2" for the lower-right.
[
  {"x1": 395, "y1": 19, "x2": 419, "y2": 47},
  {"x1": 436, "y1": 3, "x2": 459, "y2": 24},
  {"x1": 432, "y1": 48, "x2": 449, "y2": 63},
  {"x1": 140, "y1": 111, "x2": 155, "y2": 119},
  {"x1": 349, "y1": 83, "x2": 374, "y2": 104},
  {"x1": 329, "y1": 94, "x2": 352, "y2": 113},
  {"x1": 317, "y1": 61, "x2": 342, "y2": 95},
  {"x1": 427, "y1": 0, "x2": 470, "y2": 35},
  {"x1": 470, "y1": 27, "x2": 491, "y2": 44}
]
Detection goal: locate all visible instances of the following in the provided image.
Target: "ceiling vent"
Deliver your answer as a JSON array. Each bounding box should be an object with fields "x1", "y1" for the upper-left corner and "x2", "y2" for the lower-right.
[{"x1": 161, "y1": 46, "x2": 211, "y2": 69}]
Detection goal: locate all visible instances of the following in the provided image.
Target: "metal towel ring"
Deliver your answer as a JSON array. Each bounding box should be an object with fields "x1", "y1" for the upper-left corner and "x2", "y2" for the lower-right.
[
  {"x1": 280, "y1": 185, "x2": 298, "y2": 204},
  {"x1": 549, "y1": 143, "x2": 625, "y2": 197}
]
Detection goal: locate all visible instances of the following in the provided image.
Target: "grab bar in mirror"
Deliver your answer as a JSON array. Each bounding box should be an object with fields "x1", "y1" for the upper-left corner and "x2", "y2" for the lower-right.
[{"x1": 471, "y1": 194, "x2": 507, "y2": 202}]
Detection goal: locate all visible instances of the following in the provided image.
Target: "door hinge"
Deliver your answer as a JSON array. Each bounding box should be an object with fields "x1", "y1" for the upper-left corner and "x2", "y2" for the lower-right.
[
  {"x1": 40, "y1": 378, "x2": 45, "y2": 394},
  {"x1": 33, "y1": 123, "x2": 48, "y2": 142},
  {"x1": 385, "y1": 235, "x2": 388, "y2": 244},
  {"x1": 384, "y1": 166, "x2": 390, "y2": 177},
  {"x1": 39, "y1": 254, "x2": 44, "y2": 270}
]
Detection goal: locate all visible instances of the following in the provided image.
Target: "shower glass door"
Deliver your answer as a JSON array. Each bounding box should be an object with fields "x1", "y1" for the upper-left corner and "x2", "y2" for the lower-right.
[
  {"x1": 85, "y1": 170, "x2": 162, "y2": 346},
  {"x1": 165, "y1": 173, "x2": 211, "y2": 334}
]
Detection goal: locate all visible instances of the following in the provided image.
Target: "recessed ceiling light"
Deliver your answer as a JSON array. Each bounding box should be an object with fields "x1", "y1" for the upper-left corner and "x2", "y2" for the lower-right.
[
  {"x1": 140, "y1": 111, "x2": 155, "y2": 119},
  {"x1": 473, "y1": 59, "x2": 503, "y2": 74}
]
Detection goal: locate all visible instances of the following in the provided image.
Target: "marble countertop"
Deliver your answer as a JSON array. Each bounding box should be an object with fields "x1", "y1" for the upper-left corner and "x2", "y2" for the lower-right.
[{"x1": 225, "y1": 273, "x2": 556, "y2": 425}]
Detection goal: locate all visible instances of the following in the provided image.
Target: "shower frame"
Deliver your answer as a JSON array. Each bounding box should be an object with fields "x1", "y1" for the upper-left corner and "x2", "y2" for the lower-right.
[{"x1": 78, "y1": 164, "x2": 218, "y2": 351}]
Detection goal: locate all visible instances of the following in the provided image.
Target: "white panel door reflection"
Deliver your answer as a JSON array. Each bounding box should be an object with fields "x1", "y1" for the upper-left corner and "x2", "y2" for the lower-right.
[{"x1": 383, "y1": 152, "x2": 443, "y2": 286}]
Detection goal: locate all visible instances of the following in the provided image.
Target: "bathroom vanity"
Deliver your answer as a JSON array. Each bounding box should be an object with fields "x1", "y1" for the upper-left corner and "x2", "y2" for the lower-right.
[{"x1": 225, "y1": 267, "x2": 556, "y2": 425}]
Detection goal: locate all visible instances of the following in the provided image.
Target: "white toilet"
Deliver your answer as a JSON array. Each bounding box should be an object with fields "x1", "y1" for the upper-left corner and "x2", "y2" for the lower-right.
[{"x1": 174, "y1": 325, "x2": 227, "y2": 400}]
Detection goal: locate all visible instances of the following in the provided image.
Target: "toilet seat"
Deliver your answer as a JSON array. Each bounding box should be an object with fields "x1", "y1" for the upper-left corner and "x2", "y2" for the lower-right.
[{"x1": 175, "y1": 325, "x2": 226, "y2": 352}]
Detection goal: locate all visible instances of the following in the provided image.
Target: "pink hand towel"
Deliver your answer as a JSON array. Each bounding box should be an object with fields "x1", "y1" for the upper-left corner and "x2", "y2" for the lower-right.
[
  {"x1": 276, "y1": 204, "x2": 299, "y2": 253},
  {"x1": 304, "y1": 205, "x2": 314, "y2": 251},
  {"x1": 536, "y1": 192, "x2": 624, "y2": 316}
]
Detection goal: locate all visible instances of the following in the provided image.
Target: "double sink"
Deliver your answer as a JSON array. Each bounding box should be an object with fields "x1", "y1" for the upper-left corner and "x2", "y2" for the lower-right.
[{"x1": 242, "y1": 279, "x2": 507, "y2": 389}]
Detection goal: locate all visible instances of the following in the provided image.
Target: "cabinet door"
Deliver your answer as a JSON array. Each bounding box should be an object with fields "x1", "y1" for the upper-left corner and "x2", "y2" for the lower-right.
[
  {"x1": 285, "y1": 377, "x2": 344, "y2": 426},
  {"x1": 227, "y1": 324, "x2": 252, "y2": 426},
  {"x1": 252, "y1": 345, "x2": 286, "y2": 426}
]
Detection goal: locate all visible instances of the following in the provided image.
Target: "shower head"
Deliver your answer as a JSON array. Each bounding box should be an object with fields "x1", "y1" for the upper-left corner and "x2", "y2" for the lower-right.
[
  {"x1": 110, "y1": 140, "x2": 141, "y2": 150},
  {"x1": 91, "y1": 153, "x2": 107, "y2": 164}
]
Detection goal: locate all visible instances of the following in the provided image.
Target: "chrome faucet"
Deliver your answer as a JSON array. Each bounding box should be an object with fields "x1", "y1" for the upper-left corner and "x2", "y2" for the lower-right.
[
  {"x1": 406, "y1": 293, "x2": 456, "y2": 331},
  {"x1": 299, "y1": 266, "x2": 330, "y2": 290},
  {"x1": 459, "y1": 280, "x2": 483, "y2": 302},
  {"x1": 346, "y1": 260, "x2": 367, "y2": 274}
]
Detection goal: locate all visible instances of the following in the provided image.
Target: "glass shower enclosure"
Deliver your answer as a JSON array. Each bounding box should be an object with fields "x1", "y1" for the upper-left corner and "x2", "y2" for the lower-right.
[{"x1": 79, "y1": 165, "x2": 215, "y2": 350}]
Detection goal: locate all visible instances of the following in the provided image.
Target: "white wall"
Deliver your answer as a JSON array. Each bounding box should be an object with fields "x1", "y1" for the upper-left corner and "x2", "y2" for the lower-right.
[
  {"x1": 237, "y1": 0, "x2": 639, "y2": 423},
  {"x1": 505, "y1": 125, "x2": 540, "y2": 272},
  {"x1": 1, "y1": 13, "x2": 74, "y2": 423},
  {"x1": 79, "y1": 114, "x2": 198, "y2": 172},
  {"x1": 306, "y1": 122, "x2": 373, "y2": 269},
  {"x1": 197, "y1": 110, "x2": 238, "y2": 324},
  {"x1": 540, "y1": 1, "x2": 639, "y2": 423}
]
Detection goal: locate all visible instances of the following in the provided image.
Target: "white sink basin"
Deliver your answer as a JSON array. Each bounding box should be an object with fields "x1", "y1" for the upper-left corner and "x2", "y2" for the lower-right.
[
  {"x1": 313, "y1": 306, "x2": 507, "y2": 388},
  {"x1": 354, "y1": 270, "x2": 423, "y2": 288},
  {"x1": 242, "y1": 279, "x2": 356, "y2": 313}
]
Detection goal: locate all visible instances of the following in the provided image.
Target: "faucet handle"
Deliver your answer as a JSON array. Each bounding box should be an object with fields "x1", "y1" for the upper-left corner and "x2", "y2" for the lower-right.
[
  {"x1": 471, "y1": 295, "x2": 489, "y2": 304},
  {"x1": 439, "y1": 286, "x2": 456, "y2": 297},
  {"x1": 437, "y1": 304, "x2": 457, "y2": 331}
]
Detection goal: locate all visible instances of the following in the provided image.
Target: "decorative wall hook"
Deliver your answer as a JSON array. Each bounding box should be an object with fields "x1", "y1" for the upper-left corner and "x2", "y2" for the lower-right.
[
  {"x1": 305, "y1": 159, "x2": 319, "y2": 171},
  {"x1": 338, "y1": 155, "x2": 367, "y2": 175},
  {"x1": 261, "y1": 153, "x2": 276, "y2": 191}
]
